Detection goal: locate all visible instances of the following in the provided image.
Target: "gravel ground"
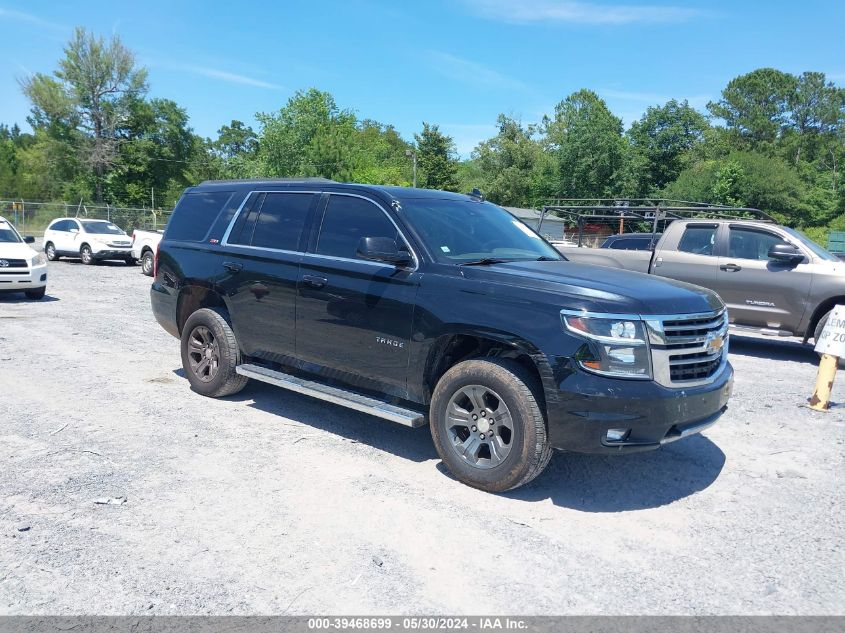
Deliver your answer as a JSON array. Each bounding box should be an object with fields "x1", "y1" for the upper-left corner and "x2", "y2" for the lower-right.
[{"x1": 0, "y1": 253, "x2": 843, "y2": 616}]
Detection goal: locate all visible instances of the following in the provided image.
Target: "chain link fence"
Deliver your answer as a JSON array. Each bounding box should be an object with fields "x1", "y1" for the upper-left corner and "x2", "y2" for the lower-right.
[{"x1": 0, "y1": 200, "x2": 172, "y2": 236}]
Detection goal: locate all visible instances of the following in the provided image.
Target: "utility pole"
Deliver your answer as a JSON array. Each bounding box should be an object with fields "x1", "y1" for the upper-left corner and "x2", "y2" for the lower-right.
[
  {"x1": 405, "y1": 149, "x2": 417, "y2": 188},
  {"x1": 151, "y1": 187, "x2": 155, "y2": 210}
]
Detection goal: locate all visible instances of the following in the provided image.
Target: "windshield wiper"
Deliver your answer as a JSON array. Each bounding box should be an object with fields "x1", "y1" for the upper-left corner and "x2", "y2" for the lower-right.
[
  {"x1": 535, "y1": 256, "x2": 558, "y2": 261},
  {"x1": 459, "y1": 257, "x2": 514, "y2": 266}
]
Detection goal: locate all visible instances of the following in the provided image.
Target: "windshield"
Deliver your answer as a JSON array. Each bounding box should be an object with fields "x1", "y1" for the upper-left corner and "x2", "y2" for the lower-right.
[
  {"x1": 0, "y1": 220, "x2": 22, "y2": 243},
  {"x1": 81, "y1": 221, "x2": 125, "y2": 235},
  {"x1": 783, "y1": 227, "x2": 839, "y2": 262},
  {"x1": 399, "y1": 199, "x2": 562, "y2": 264}
]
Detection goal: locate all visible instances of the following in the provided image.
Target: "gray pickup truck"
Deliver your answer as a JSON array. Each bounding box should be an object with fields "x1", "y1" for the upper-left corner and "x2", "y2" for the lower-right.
[{"x1": 560, "y1": 218, "x2": 845, "y2": 345}]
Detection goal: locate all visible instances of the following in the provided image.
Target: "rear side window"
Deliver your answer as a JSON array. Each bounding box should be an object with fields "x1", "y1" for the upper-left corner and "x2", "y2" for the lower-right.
[
  {"x1": 251, "y1": 193, "x2": 314, "y2": 251},
  {"x1": 166, "y1": 191, "x2": 232, "y2": 241},
  {"x1": 678, "y1": 225, "x2": 717, "y2": 256},
  {"x1": 316, "y1": 195, "x2": 399, "y2": 260}
]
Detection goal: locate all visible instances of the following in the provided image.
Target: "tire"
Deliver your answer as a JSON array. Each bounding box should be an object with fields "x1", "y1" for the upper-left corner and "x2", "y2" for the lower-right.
[
  {"x1": 180, "y1": 307, "x2": 248, "y2": 398},
  {"x1": 80, "y1": 244, "x2": 95, "y2": 265},
  {"x1": 429, "y1": 358, "x2": 553, "y2": 492},
  {"x1": 814, "y1": 310, "x2": 845, "y2": 369},
  {"x1": 25, "y1": 287, "x2": 46, "y2": 300},
  {"x1": 45, "y1": 242, "x2": 59, "y2": 261},
  {"x1": 141, "y1": 251, "x2": 154, "y2": 276}
]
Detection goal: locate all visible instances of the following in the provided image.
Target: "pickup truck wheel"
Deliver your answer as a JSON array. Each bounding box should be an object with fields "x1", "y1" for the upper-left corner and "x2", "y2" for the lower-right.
[
  {"x1": 141, "y1": 251, "x2": 154, "y2": 276},
  {"x1": 814, "y1": 310, "x2": 845, "y2": 369},
  {"x1": 430, "y1": 358, "x2": 552, "y2": 492},
  {"x1": 80, "y1": 245, "x2": 94, "y2": 265},
  {"x1": 181, "y1": 307, "x2": 248, "y2": 398},
  {"x1": 25, "y1": 287, "x2": 46, "y2": 300},
  {"x1": 45, "y1": 242, "x2": 59, "y2": 261}
]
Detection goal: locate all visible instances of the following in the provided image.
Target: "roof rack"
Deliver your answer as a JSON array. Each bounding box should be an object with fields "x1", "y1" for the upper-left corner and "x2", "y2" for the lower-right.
[
  {"x1": 198, "y1": 177, "x2": 337, "y2": 186},
  {"x1": 538, "y1": 198, "x2": 776, "y2": 247}
]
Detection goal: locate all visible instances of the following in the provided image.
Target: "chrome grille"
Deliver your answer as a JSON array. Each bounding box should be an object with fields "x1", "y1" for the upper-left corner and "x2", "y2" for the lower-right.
[
  {"x1": 0, "y1": 258, "x2": 27, "y2": 268},
  {"x1": 645, "y1": 310, "x2": 728, "y2": 387}
]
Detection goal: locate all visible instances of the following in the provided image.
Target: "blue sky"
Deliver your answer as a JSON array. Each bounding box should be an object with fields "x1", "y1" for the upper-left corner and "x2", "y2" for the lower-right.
[{"x1": 1, "y1": 0, "x2": 843, "y2": 157}]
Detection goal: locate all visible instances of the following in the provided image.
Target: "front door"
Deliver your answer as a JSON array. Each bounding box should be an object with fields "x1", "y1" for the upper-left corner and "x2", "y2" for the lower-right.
[
  {"x1": 714, "y1": 225, "x2": 812, "y2": 332},
  {"x1": 221, "y1": 191, "x2": 318, "y2": 363},
  {"x1": 295, "y1": 193, "x2": 419, "y2": 399}
]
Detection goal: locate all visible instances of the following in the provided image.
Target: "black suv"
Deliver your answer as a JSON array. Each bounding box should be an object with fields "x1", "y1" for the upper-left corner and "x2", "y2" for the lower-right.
[{"x1": 151, "y1": 180, "x2": 733, "y2": 492}]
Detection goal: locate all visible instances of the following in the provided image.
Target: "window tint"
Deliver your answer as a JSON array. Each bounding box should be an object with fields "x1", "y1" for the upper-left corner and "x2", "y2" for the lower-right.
[
  {"x1": 317, "y1": 195, "x2": 399, "y2": 260},
  {"x1": 251, "y1": 193, "x2": 314, "y2": 251},
  {"x1": 228, "y1": 193, "x2": 264, "y2": 246},
  {"x1": 50, "y1": 220, "x2": 67, "y2": 232},
  {"x1": 729, "y1": 228, "x2": 789, "y2": 261},
  {"x1": 166, "y1": 191, "x2": 232, "y2": 241},
  {"x1": 678, "y1": 225, "x2": 717, "y2": 256}
]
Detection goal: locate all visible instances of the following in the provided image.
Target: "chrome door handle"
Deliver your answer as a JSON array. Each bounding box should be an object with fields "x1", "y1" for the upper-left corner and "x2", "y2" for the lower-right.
[{"x1": 719, "y1": 263, "x2": 742, "y2": 272}]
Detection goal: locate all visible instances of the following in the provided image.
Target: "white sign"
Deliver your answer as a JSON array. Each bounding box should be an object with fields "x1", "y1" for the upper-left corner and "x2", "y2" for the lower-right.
[{"x1": 814, "y1": 304, "x2": 845, "y2": 357}]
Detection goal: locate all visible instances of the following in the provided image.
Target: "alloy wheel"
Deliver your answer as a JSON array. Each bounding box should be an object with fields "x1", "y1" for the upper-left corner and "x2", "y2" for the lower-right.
[
  {"x1": 445, "y1": 384, "x2": 514, "y2": 469},
  {"x1": 187, "y1": 326, "x2": 220, "y2": 382}
]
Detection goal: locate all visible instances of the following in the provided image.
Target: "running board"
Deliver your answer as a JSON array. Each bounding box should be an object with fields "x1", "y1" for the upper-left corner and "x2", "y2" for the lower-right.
[
  {"x1": 236, "y1": 363, "x2": 427, "y2": 428},
  {"x1": 729, "y1": 324, "x2": 793, "y2": 337}
]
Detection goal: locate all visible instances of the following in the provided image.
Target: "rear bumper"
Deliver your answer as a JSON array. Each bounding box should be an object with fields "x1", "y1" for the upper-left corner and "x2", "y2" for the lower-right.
[
  {"x1": 150, "y1": 280, "x2": 179, "y2": 338},
  {"x1": 545, "y1": 361, "x2": 733, "y2": 453},
  {"x1": 0, "y1": 264, "x2": 47, "y2": 292}
]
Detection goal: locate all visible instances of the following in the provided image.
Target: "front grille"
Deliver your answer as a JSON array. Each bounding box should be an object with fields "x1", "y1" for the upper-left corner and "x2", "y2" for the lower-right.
[
  {"x1": 648, "y1": 310, "x2": 727, "y2": 387},
  {"x1": 0, "y1": 258, "x2": 27, "y2": 268}
]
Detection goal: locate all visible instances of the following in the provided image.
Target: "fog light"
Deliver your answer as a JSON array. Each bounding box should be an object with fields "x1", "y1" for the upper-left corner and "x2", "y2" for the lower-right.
[{"x1": 606, "y1": 429, "x2": 630, "y2": 442}]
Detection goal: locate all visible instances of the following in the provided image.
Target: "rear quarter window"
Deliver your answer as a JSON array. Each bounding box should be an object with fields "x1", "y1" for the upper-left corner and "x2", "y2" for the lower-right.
[{"x1": 165, "y1": 191, "x2": 233, "y2": 242}]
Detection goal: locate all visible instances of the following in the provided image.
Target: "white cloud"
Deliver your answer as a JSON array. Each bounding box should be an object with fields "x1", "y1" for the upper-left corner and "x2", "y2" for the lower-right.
[
  {"x1": 464, "y1": 0, "x2": 703, "y2": 25},
  {"x1": 175, "y1": 65, "x2": 282, "y2": 90},
  {"x1": 425, "y1": 51, "x2": 527, "y2": 91},
  {"x1": 0, "y1": 7, "x2": 66, "y2": 30}
]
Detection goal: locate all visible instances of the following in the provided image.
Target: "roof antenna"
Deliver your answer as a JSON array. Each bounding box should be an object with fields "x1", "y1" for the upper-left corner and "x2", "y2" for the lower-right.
[{"x1": 467, "y1": 187, "x2": 484, "y2": 201}]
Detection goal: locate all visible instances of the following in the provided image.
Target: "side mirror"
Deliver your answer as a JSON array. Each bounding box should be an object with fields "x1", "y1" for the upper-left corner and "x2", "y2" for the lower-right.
[
  {"x1": 357, "y1": 237, "x2": 412, "y2": 266},
  {"x1": 69, "y1": 228, "x2": 79, "y2": 234},
  {"x1": 768, "y1": 243, "x2": 804, "y2": 263},
  {"x1": 24, "y1": 236, "x2": 35, "y2": 244}
]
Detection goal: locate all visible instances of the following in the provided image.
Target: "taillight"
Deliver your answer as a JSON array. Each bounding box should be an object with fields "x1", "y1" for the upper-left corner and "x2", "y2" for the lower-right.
[{"x1": 153, "y1": 244, "x2": 160, "y2": 278}]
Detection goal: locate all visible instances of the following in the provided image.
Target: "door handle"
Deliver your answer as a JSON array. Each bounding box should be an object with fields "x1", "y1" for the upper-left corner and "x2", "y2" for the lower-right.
[
  {"x1": 720, "y1": 263, "x2": 742, "y2": 272},
  {"x1": 302, "y1": 274, "x2": 328, "y2": 289},
  {"x1": 223, "y1": 261, "x2": 243, "y2": 273}
]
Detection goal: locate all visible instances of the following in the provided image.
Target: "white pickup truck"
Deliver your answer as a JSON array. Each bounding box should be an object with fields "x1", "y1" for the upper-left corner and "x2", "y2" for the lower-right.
[{"x1": 131, "y1": 229, "x2": 163, "y2": 276}]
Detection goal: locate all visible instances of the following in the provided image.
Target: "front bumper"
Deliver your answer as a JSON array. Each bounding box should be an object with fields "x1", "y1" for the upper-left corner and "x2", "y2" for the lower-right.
[
  {"x1": 92, "y1": 247, "x2": 133, "y2": 260},
  {"x1": 0, "y1": 263, "x2": 47, "y2": 292},
  {"x1": 545, "y1": 361, "x2": 733, "y2": 453}
]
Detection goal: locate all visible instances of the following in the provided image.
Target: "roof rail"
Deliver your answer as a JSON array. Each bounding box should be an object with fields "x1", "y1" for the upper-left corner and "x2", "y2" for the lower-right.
[{"x1": 198, "y1": 177, "x2": 337, "y2": 186}]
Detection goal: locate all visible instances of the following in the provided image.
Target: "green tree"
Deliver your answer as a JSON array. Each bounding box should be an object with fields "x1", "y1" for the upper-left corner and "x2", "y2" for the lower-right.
[
  {"x1": 544, "y1": 89, "x2": 628, "y2": 198},
  {"x1": 707, "y1": 68, "x2": 798, "y2": 148},
  {"x1": 414, "y1": 123, "x2": 459, "y2": 191},
  {"x1": 472, "y1": 115, "x2": 546, "y2": 206},
  {"x1": 20, "y1": 27, "x2": 148, "y2": 201},
  {"x1": 214, "y1": 120, "x2": 258, "y2": 159},
  {"x1": 627, "y1": 99, "x2": 711, "y2": 192}
]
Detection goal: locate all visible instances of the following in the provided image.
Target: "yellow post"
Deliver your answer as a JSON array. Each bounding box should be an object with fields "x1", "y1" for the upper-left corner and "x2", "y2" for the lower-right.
[{"x1": 808, "y1": 353, "x2": 838, "y2": 412}]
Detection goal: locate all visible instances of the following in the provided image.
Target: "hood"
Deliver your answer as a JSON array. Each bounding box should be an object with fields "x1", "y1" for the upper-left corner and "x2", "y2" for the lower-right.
[
  {"x1": 0, "y1": 242, "x2": 37, "y2": 260},
  {"x1": 461, "y1": 260, "x2": 723, "y2": 315}
]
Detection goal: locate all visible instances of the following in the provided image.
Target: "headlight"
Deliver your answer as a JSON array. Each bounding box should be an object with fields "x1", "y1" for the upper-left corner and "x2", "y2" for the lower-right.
[
  {"x1": 31, "y1": 253, "x2": 47, "y2": 266},
  {"x1": 561, "y1": 311, "x2": 651, "y2": 379}
]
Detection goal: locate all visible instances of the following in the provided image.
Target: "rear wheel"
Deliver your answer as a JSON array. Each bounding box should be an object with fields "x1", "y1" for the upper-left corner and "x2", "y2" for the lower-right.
[
  {"x1": 80, "y1": 245, "x2": 94, "y2": 265},
  {"x1": 25, "y1": 287, "x2": 46, "y2": 300},
  {"x1": 180, "y1": 307, "x2": 248, "y2": 398},
  {"x1": 429, "y1": 358, "x2": 552, "y2": 492},
  {"x1": 45, "y1": 242, "x2": 59, "y2": 261},
  {"x1": 141, "y1": 250, "x2": 154, "y2": 276}
]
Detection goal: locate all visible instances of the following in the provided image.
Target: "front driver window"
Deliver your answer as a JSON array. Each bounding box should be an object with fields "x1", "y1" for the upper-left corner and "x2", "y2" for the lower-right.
[{"x1": 728, "y1": 228, "x2": 790, "y2": 261}]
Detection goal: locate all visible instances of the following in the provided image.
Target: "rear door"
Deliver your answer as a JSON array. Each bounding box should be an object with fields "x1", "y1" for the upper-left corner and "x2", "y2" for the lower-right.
[
  {"x1": 295, "y1": 193, "x2": 419, "y2": 398},
  {"x1": 221, "y1": 190, "x2": 319, "y2": 363},
  {"x1": 714, "y1": 224, "x2": 812, "y2": 332},
  {"x1": 652, "y1": 223, "x2": 719, "y2": 289}
]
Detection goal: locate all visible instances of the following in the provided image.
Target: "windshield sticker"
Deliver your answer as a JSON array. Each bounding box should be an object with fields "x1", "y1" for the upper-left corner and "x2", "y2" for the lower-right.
[{"x1": 440, "y1": 245, "x2": 451, "y2": 253}]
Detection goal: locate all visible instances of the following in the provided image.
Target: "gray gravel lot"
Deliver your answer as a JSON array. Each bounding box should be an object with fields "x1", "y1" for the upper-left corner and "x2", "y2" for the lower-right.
[{"x1": 0, "y1": 254, "x2": 843, "y2": 615}]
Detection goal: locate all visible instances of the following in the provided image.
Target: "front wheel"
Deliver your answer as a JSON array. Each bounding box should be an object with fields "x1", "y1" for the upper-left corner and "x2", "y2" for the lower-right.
[
  {"x1": 25, "y1": 287, "x2": 46, "y2": 300},
  {"x1": 141, "y1": 251, "x2": 154, "y2": 276},
  {"x1": 45, "y1": 242, "x2": 59, "y2": 261},
  {"x1": 429, "y1": 358, "x2": 552, "y2": 492},
  {"x1": 125, "y1": 257, "x2": 138, "y2": 266},
  {"x1": 80, "y1": 245, "x2": 95, "y2": 265},
  {"x1": 180, "y1": 307, "x2": 248, "y2": 398}
]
